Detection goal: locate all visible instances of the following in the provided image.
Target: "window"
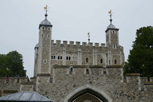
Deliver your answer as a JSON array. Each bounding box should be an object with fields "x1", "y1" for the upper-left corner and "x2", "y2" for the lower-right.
[
  {"x1": 86, "y1": 58, "x2": 88, "y2": 63},
  {"x1": 114, "y1": 45, "x2": 115, "y2": 48},
  {"x1": 70, "y1": 68, "x2": 73, "y2": 74},
  {"x1": 58, "y1": 56, "x2": 62, "y2": 60},
  {"x1": 48, "y1": 35, "x2": 49, "y2": 37},
  {"x1": 109, "y1": 60, "x2": 110, "y2": 64},
  {"x1": 69, "y1": 57, "x2": 71, "y2": 60},
  {"x1": 42, "y1": 34, "x2": 43, "y2": 37},
  {"x1": 66, "y1": 56, "x2": 71, "y2": 60},
  {"x1": 86, "y1": 68, "x2": 89, "y2": 74},
  {"x1": 51, "y1": 56, "x2": 56, "y2": 59},
  {"x1": 100, "y1": 59, "x2": 103, "y2": 63},
  {"x1": 66, "y1": 57, "x2": 68, "y2": 60},
  {"x1": 115, "y1": 60, "x2": 117, "y2": 64},
  {"x1": 44, "y1": 60, "x2": 47, "y2": 64}
]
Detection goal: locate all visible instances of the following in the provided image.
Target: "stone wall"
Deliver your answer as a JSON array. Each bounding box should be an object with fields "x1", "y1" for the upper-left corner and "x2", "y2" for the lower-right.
[
  {"x1": 0, "y1": 66, "x2": 153, "y2": 102},
  {"x1": 35, "y1": 65, "x2": 153, "y2": 102},
  {"x1": 50, "y1": 40, "x2": 124, "y2": 66},
  {"x1": 0, "y1": 77, "x2": 35, "y2": 96}
]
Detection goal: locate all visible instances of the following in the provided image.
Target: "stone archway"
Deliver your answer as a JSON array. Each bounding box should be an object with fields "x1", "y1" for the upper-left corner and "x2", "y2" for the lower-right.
[
  {"x1": 69, "y1": 89, "x2": 107, "y2": 102},
  {"x1": 64, "y1": 85, "x2": 112, "y2": 102}
]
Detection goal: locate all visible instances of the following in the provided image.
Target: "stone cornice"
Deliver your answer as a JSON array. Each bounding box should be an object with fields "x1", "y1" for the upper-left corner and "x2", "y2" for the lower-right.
[
  {"x1": 126, "y1": 73, "x2": 140, "y2": 76},
  {"x1": 37, "y1": 73, "x2": 50, "y2": 76},
  {"x1": 53, "y1": 65, "x2": 123, "y2": 68}
]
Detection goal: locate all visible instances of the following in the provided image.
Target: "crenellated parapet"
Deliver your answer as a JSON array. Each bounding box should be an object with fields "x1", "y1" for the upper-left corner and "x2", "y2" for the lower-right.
[
  {"x1": 125, "y1": 73, "x2": 153, "y2": 92},
  {"x1": 51, "y1": 40, "x2": 106, "y2": 48},
  {"x1": 0, "y1": 77, "x2": 37, "y2": 96}
]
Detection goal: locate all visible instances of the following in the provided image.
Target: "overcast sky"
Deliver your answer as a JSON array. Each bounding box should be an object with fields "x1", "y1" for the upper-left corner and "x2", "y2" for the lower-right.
[{"x1": 0, "y1": 0, "x2": 153, "y2": 78}]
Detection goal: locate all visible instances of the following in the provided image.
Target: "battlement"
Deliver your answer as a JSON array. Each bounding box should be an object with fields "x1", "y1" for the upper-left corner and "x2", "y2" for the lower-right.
[
  {"x1": 51, "y1": 40, "x2": 106, "y2": 48},
  {"x1": 0, "y1": 77, "x2": 36, "y2": 84}
]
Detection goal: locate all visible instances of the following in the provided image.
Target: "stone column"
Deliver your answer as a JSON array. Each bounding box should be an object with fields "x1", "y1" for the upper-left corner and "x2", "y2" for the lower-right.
[
  {"x1": 93, "y1": 49, "x2": 95, "y2": 65},
  {"x1": 78, "y1": 48, "x2": 82, "y2": 65},
  {"x1": 63, "y1": 47, "x2": 66, "y2": 65}
]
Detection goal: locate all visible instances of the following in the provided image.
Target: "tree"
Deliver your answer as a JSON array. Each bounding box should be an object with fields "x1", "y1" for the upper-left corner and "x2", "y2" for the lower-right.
[
  {"x1": 0, "y1": 51, "x2": 26, "y2": 77},
  {"x1": 124, "y1": 26, "x2": 153, "y2": 78}
]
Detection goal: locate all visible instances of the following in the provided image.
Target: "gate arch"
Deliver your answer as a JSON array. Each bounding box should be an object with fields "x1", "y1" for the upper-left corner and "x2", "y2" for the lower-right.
[{"x1": 64, "y1": 84, "x2": 112, "y2": 102}]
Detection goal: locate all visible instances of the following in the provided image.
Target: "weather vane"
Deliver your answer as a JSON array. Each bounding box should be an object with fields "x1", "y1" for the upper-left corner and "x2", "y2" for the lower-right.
[
  {"x1": 44, "y1": 5, "x2": 49, "y2": 19},
  {"x1": 108, "y1": 10, "x2": 113, "y2": 24}
]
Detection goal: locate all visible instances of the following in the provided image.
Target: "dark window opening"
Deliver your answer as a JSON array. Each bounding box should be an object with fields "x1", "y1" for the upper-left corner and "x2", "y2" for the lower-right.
[
  {"x1": 109, "y1": 60, "x2": 110, "y2": 64},
  {"x1": 115, "y1": 60, "x2": 117, "y2": 64},
  {"x1": 104, "y1": 71, "x2": 106, "y2": 74},
  {"x1": 44, "y1": 60, "x2": 46, "y2": 64},
  {"x1": 58, "y1": 56, "x2": 59, "y2": 60},
  {"x1": 114, "y1": 45, "x2": 115, "y2": 48},
  {"x1": 66, "y1": 57, "x2": 68, "y2": 60},
  {"x1": 100, "y1": 59, "x2": 103, "y2": 63},
  {"x1": 69, "y1": 57, "x2": 71, "y2": 60},
  {"x1": 70, "y1": 68, "x2": 73, "y2": 74},
  {"x1": 61, "y1": 56, "x2": 62, "y2": 59},
  {"x1": 51, "y1": 56, "x2": 53, "y2": 59},
  {"x1": 54, "y1": 56, "x2": 55, "y2": 59},
  {"x1": 86, "y1": 58, "x2": 88, "y2": 63},
  {"x1": 86, "y1": 69, "x2": 89, "y2": 74}
]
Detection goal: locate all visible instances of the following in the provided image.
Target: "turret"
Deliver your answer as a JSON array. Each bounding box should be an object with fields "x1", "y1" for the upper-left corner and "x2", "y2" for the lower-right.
[
  {"x1": 105, "y1": 10, "x2": 119, "y2": 48},
  {"x1": 105, "y1": 10, "x2": 119, "y2": 65},
  {"x1": 34, "y1": 5, "x2": 53, "y2": 76}
]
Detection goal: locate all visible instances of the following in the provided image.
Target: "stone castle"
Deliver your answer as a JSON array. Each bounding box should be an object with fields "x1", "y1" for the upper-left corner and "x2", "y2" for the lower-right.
[{"x1": 0, "y1": 9, "x2": 153, "y2": 102}]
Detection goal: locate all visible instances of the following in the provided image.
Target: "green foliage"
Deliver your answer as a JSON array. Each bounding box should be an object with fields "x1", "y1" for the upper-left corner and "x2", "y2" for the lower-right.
[
  {"x1": 0, "y1": 51, "x2": 26, "y2": 77},
  {"x1": 124, "y1": 26, "x2": 153, "y2": 78}
]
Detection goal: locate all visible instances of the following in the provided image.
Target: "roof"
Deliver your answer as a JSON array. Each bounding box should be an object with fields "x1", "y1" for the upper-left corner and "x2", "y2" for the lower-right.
[
  {"x1": 0, "y1": 91, "x2": 54, "y2": 102},
  {"x1": 107, "y1": 24, "x2": 116, "y2": 29},
  {"x1": 105, "y1": 23, "x2": 119, "y2": 32},
  {"x1": 40, "y1": 18, "x2": 52, "y2": 26},
  {"x1": 39, "y1": 18, "x2": 53, "y2": 29}
]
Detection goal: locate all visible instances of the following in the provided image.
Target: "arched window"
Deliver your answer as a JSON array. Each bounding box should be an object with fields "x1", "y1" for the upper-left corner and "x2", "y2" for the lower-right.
[
  {"x1": 61, "y1": 56, "x2": 62, "y2": 59},
  {"x1": 70, "y1": 68, "x2": 73, "y2": 74},
  {"x1": 114, "y1": 45, "x2": 115, "y2": 48},
  {"x1": 86, "y1": 68, "x2": 89, "y2": 74},
  {"x1": 51, "y1": 56, "x2": 53, "y2": 59},
  {"x1": 86, "y1": 58, "x2": 88, "y2": 63},
  {"x1": 100, "y1": 59, "x2": 103, "y2": 63},
  {"x1": 66, "y1": 56, "x2": 68, "y2": 60},
  {"x1": 54, "y1": 56, "x2": 55, "y2": 59},
  {"x1": 115, "y1": 60, "x2": 117, "y2": 64},
  {"x1": 58, "y1": 56, "x2": 59, "y2": 60}
]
